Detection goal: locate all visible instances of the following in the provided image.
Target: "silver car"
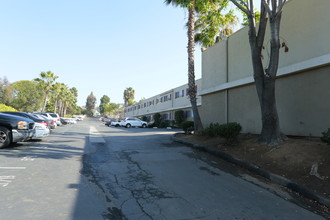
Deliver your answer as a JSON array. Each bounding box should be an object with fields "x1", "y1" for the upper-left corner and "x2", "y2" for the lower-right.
[{"x1": 32, "y1": 122, "x2": 50, "y2": 139}]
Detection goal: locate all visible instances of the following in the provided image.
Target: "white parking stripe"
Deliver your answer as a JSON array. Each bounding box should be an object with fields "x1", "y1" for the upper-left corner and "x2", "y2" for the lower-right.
[
  {"x1": 0, "y1": 167, "x2": 26, "y2": 169},
  {"x1": 0, "y1": 176, "x2": 15, "y2": 187}
]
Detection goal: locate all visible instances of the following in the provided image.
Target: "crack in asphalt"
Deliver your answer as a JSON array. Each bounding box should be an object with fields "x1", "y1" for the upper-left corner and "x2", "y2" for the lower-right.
[
  {"x1": 82, "y1": 143, "x2": 177, "y2": 219},
  {"x1": 114, "y1": 150, "x2": 177, "y2": 219}
]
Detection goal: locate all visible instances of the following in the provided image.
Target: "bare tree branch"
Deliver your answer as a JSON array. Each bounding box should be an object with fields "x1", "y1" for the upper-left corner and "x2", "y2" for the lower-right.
[
  {"x1": 262, "y1": 0, "x2": 272, "y2": 15},
  {"x1": 248, "y1": 0, "x2": 254, "y2": 12},
  {"x1": 275, "y1": 0, "x2": 287, "y2": 18},
  {"x1": 230, "y1": 0, "x2": 250, "y2": 15}
]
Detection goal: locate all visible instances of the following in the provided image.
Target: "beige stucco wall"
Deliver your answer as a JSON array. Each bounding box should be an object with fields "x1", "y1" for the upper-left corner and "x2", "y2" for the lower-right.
[
  {"x1": 202, "y1": 41, "x2": 228, "y2": 89},
  {"x1": 276, "y1": 66, "x2": 330, "y2": 136},
  {"x1": 200, "y1": 0, "x2": 330, "y2": 136},
  {"x1": 200, "y1": 91, "x2": 227, "y2": 126}
]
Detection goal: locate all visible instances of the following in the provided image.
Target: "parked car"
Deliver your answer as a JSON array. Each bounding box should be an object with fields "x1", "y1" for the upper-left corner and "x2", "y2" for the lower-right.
[
  {"x1": 120, "y1": 117, "x2": 148, "y2": 128},
  {"x1": 0, "y1": 113, "x2": 35, "y2": 148},
  {"x1": 47, "y1": 113, "x2": 62, "y2": 126},
  {"x1": 33, "y1": 113, "x2": 56, "y2": 129},
  {"x1": 61, "y1": 118, "x2": 76, "y2": 124},
  {"x1": 1, "y1": 112, "x2": 50, "y2": 139},
  {"x1": 60, "y1": 118, "x2": 68, "y2": 125},
  {"x1": 32, "y1": 122, "x2": 50, "y2": 139},
  {"x1": 105, "y1": 120, "x2": 113, "y2": 127},
  {"x1": 1, "y1": 111, "x2": 48, "y2": 128},
  {"x1": 111, "y1": 120, "x2": 121, "y2": 127},
  {"x1": 33, "y1": 112, "x2": 57, "y2": 129}
]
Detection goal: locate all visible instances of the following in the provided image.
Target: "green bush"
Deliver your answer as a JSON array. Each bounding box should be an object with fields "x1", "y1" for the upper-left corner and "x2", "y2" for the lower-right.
[
  {"x1": 321, "y1": 128, "x2": 330, "y2": 144},
  {"x1": 153, "y1": 113, "x2": 161, "y2": 127},
  {"x1": 159, "y1": 120, "x2": 171, "y2": 128},
  {"x1": 141, "y1": 116, "x2": 148, "y2": 122},
  {"x1": 182, "y1": 121, "x2": 194, "y2": 134},
  {"x1": 219, "y1": 122, "x2": 242, "y2": 144},
  {"x1": 204, "y1": 122, "x2": 242, "y2": 144},
  {"x1": 204, "y1": 122, "x2": 221, "y2": 137},
  {"x1": 175, "y1": 110, "x2": 184, "y2": 127}
]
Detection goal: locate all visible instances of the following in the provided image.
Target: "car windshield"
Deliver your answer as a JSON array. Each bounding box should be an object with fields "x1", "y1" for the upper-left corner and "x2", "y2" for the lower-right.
[
  {"x1": 27, "y1": 113, "x2": 42, "y2": 121},
  {"x1": 34, "y1": 114, "x2": 48, "y2": 120},
  {"x1": 49, "y1": 113, "x2": 58, "y2": 117}
]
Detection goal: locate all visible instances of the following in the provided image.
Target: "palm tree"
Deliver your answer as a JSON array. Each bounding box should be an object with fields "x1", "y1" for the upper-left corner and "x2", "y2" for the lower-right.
[
  {"x1": 194, "y1": 2, "x2": 238, "y2": 48},
  {"x1": 123, "y1": 87, "x2": 135, "y2": 107},
  {"x1": 34, "y1": 71, "x2": 58, "y2": 112},
  {"x1": 51, "y1": 82, "x2": 62, "y2": 113},
  {"x1": 165, "y1": 0, "x2": 203, "y2": 132}
]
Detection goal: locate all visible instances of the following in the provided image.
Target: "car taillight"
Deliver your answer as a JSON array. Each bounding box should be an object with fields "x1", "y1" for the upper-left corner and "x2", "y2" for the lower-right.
[
  {"x1": 124, "y1": 120, "x2": 127, "y2": 122},
  {"x1": 50, "y1": 121, "x2": 55, "y2": 124},
  {"x1": 41, "y1": 122, "x2": 48, "y2": 127}
]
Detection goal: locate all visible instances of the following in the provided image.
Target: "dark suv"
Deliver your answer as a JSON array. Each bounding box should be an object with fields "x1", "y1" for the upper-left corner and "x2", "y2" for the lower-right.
[{"x1": 0, "y1": 113, "x2": 35, "y2": 148}]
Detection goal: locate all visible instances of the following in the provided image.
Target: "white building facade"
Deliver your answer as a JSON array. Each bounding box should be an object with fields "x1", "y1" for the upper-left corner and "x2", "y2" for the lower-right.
[{"x1": 124, "y1": 79, "x2": 202, "y2": 122}]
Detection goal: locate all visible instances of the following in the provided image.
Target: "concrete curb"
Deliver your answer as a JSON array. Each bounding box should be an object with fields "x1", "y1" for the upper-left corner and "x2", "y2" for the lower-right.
[{"x1": 172, "y1": 136, "x2": 330, "y2": 208}]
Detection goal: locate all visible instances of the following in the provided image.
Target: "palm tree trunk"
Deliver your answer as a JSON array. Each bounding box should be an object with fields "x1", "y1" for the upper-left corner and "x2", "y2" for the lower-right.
[
  {"x1": 187, "y1": 0, "x2": 203, "y2": 132},
  {"x1": 41, "y1": 90, "x2": 49, "y2": 112}
]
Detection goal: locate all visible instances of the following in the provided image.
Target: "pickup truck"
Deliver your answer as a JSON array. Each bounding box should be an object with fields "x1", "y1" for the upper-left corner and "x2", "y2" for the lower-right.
[{"x1": 0, "y1": 113, "x2": 35, "y2": 148}]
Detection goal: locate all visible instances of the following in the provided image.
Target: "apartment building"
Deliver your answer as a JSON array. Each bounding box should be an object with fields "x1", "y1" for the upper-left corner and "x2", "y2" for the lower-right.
[{"x1": 124, "y1": 79, "x2": 202, "y2": 122}]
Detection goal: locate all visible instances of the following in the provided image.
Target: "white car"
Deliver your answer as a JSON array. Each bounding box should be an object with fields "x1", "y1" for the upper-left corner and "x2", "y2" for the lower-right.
[
  {"x1": 33, "y1": 122, "x2": 50, "y2": 139},
  {"x1": 120, "y1": 117, "x2": 148, "y2": 128},
  {"x1": 48, "y1": 113, "x2": 62, "y2": 126},
  {"x1": 111, "y1": 120, "x2": 121, "y2": 127}
]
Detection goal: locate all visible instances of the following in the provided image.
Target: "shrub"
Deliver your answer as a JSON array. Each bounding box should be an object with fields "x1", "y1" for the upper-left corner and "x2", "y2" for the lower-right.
[
  {"x1": 141, "y1": 116, "x2": 148, "y2": 122},
  {"x1": 204, "y1": 122, "x2": 242, "y2": 144},
  {"x1": 0, "y1": 104, "x2": 17, "y2": 112},
  {"x1": 321, "y1": 128, "x2": 330, "y2": 145},
  {"x1": 175, "y1": 110, "x2": 184, "y2": 127},
  {"x1": 182, "y1": 121, "x2": 194, "y2": 134},
  {"x1": 159, "y1": 120, "x2": 171, "y2": 128},
  {"x1": 153, "y1": 113, "x2": 161, "y2": 127},
  {"x1": 219, "y1": 122, "x2": 242, "y2": 144},
  {"x1": 204, "y1": 122, "x2": 221, "y2": 137}
]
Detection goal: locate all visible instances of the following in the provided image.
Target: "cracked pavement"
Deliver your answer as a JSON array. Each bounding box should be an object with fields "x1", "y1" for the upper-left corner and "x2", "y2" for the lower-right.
[{"x1": 82, "y1": 123, "x2": 326, "y2": 220}]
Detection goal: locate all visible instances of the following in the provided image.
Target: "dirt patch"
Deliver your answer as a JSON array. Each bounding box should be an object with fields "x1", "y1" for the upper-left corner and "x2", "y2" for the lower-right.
[{"x1": 175, "y1": 133, "x2": 330, "y2": 200}]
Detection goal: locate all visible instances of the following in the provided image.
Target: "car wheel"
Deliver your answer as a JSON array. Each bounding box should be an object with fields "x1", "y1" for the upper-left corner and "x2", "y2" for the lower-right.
[
  {"x1": 0, "y1": 126, "x2": 11, "y2": 149},
  {"x1": 126, "y1": 123, "x2": 131, "y2": 128},
  {"x1": 142, "y1": 124, "x2": 147, "y2": 128},
  {"x1": 115, "y1": 124, "x2": 120, "y2": 127}
]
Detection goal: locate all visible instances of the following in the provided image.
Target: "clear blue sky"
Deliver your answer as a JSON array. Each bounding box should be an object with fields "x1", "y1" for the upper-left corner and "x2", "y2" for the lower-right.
[{"x1": 0, "y1": 1, "x2": 200, "y2": 106}]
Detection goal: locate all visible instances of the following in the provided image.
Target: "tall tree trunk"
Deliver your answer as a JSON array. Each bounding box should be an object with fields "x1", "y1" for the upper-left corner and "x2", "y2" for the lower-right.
[
  {"x1": 54, "y1": 99, "x2": 58, "y2": 113},
  {"x1": 41, "y1": 90, "x2": 49, "y2": 112},
  {"x1": 258, "y1": 14, "x2": 283, "y2": 146},
  {"x1": 250, "y1": 8, "x2": 284, "y2": 146},
  {"x1": 187, "y1": 0, "x2": 203, "y2": 132}
]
